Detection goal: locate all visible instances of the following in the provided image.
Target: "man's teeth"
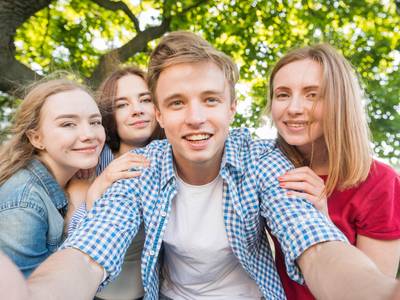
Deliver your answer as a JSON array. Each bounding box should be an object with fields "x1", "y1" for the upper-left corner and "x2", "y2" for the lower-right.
[{"x1": 186, "y1": 134, "x2": 210, "y2": 141}]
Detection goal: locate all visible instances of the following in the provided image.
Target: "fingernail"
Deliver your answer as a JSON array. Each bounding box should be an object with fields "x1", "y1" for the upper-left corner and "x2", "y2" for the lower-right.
[
  {"x1": 278, "y1": 176, "x2": 284, "y2": 181},
  {"x1": 279, "y1": 182, "x2": 285, "y2": 187},
  {"x1": 287, "y1": 191, "x2": 292, "y2": 196}
]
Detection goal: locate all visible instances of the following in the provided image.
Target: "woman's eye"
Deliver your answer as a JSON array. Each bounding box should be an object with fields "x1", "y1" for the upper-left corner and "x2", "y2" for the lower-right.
[
  {"x1": 91, "y1": 120, "x2": 102, "y2": 126},
  {"x1": 115, "y1": 103, "x2": 128, "y2": 109},
  {"x1": 275, "y1": 93, "x2": 289, "y2": 99},
  {"x1": 61, "y1": 122, "x2": 75, "y2": 128},
  {"x1": 141, "y1": 97, "x2": 152, "y2": 103},
  {"x1": 306, "y1": 92, "x2": 318, "y2": 100}
]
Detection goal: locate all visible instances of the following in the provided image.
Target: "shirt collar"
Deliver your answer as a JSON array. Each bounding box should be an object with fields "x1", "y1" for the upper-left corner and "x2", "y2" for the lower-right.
[
  {"x1": 27, "y1": 159, "x2": 68, "y2": 210},
  {"x1": 160, "y1": 143, "x2": 176, "y2": 189},
  {"x1": 220, "y1": 128, "x2": 247, "y2": 174},
  {"x1": 159, "y1": 128, "x2": 248, "y2": 189}
]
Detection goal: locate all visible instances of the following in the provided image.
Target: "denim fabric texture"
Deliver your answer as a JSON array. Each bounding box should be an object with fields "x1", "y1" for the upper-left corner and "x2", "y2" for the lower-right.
[
  {"x1": 63, "y1": 128, "x2": 347, "y2": 300},
  {"x1": 0, "y1": 159, "x2": 67, "y2": 277}
]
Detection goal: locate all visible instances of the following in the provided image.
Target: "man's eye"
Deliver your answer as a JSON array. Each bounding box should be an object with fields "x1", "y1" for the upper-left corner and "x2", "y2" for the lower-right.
[
  {"x1": 205, "y1": 97, "x2": 219, "y2": 104},
  {"x1": 170, "y1": 100, "x2": 183, "y2": 107}
]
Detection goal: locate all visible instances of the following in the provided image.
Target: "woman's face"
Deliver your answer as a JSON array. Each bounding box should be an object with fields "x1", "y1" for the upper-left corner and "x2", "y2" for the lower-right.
[
  {"x1": 271, "y1": 59, "x2": 325, "y2": 155},
  {"x1": 114, "y1": 74, "x2": 157, "y2": 150},
  {"x1": 31, "y1": 89, "x2": 105, "y2": 179}
]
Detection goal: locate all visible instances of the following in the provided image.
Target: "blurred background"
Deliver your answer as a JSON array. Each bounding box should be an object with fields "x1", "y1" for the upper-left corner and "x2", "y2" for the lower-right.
[{"x1": 0, "y1": 0, "x2": 399, "y2": 170}]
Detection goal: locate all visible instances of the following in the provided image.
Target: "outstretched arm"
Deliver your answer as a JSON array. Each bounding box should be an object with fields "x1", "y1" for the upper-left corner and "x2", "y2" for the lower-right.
[
  {"x1": 0, "y1": 252, "x2": 29, "y2": 300},
  {"x1": 27, "y1": 248, "x2": 103, "y2": 300},
  {"x1": 298, "y1": 241, "x2": 398, "y2": 300}
]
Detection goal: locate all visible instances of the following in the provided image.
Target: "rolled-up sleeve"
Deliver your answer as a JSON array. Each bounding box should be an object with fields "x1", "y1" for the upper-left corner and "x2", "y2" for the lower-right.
[
  {"x1": 258, "y1": 148, "x2": 347, "y2": 284},
  {"x1": 60, "y1": 176, "x2": 142, "y2": 287}
]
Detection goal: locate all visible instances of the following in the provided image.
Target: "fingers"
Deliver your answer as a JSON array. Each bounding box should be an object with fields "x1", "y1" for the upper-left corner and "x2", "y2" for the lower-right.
[
  {"x1": 105, "y1": 154, "x2": 150, "y2": 174},
  {"x1": 280, "y1": 181, "x2": 323, "y2": 197},
  {"x1": 278, "y1": 167, "x2": 325, "y2": 197},
  {"x1": 108, "y1": 170, "x2": 142, "y2": 181},
  {"x1": 119, "y1": 152, "x2": 150, "y2": 163},
  {"x1": 287, "y1": 190, "x2": 329, "y2": 217},
  {"x1": 280, "y1": 167, "x2": 323, "y2": 186}
]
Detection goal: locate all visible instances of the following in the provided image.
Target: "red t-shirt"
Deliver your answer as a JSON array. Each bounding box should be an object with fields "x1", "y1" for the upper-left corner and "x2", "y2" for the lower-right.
[{"x1": 271, "y1": 160, "x2": 400, "y2": 300}]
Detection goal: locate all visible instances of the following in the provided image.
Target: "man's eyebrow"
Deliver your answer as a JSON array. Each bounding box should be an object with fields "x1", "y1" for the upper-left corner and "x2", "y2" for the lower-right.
[
  {"x1": 201, "y1": 90, "x2": 225, "y2": 96},
  {"x1": 161, "y1": 93, "x2": 183, "y2": 103}
]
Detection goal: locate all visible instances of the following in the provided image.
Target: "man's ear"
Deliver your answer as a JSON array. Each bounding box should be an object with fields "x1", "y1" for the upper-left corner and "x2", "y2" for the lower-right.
[
  {"x1": 26, "y1": 129, "x2": 44, "y2": 150},
  {"x1": 155, "y1": 108, "x2": 165, "y2": 129}
]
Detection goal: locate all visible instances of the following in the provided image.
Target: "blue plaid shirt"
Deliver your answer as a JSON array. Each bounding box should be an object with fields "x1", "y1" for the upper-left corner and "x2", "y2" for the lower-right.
[{"x1": 62, "y1": 128, "x2": 346, "y2": 300}]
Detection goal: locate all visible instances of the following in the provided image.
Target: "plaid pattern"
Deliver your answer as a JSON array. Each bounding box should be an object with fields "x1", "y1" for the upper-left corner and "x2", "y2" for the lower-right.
[
  {"x1": 67, "y1": 144, "x2": 115, "y2": 236},
  {"x1": 62, "y1": 128, "x2": 346, "y2": 300}
]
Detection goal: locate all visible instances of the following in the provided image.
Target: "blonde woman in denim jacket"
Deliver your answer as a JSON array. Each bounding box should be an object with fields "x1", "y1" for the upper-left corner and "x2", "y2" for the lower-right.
[{"x1": 0, "y1": 78, "x2": 105, "y2": 276}]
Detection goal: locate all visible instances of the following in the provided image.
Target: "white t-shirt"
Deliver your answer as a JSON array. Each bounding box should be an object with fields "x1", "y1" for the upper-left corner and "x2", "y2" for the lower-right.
[{"x1": 161, "y1": 173, "x2": 262, "y2": 299}]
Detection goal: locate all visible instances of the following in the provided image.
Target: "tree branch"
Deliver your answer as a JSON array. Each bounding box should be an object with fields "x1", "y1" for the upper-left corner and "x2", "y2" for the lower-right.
[
  {"x1": 88, "y1": 18, "x2": 170, "y2": 87},
  {"x1": 0, "y1": 56, "x2": 42, "y2": 97},
  {"x1": 91, "y1": 0, "x2": 141, "y2": 33},
  {"x1": 87, "y1": 0, "x2": 211, "y2": 87},
  {"x1": 179, "y1": 0, "x2": 209, "y2": 15},
  {"x1": 0, "y1": 0, "x2": 51, "y2": 95}
]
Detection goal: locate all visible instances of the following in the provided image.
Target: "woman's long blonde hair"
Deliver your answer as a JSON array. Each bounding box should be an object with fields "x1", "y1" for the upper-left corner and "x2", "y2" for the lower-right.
[
  {"x1": 0, "y1": 78, "x2": 92, "y2": 186},
  {"x1": 267, "y1": 44, "x2": 372, "y2": 196}
]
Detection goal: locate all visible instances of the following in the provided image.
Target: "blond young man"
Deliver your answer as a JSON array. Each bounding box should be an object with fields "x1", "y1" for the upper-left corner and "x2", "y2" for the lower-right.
[{"x1": 21, "y1": 32, "x2": 398, "y2": 300}]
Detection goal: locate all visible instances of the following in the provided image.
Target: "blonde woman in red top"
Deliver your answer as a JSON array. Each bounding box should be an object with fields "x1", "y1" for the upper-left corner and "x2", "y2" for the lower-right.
[{"x1": 267, "y1": 44, "x2": 400, "y2": 299}]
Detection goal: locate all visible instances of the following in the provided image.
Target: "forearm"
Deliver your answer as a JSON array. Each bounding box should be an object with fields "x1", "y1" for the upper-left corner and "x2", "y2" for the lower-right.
[
  {"x1": 0, "y1": 252, "x2": 29, "y2": 300},
  {"x1": 299, "y1": 241, "x2": 398, "y2": 300},
  {"x1": 27, "y1": 248, "x2": 103, "y2": 300}
]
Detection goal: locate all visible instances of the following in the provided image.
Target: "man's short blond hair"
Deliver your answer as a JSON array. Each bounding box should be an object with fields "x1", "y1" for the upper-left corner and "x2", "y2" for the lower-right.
[{"x1": 148, "y1": 31, "x2": 239, "y2": 105}]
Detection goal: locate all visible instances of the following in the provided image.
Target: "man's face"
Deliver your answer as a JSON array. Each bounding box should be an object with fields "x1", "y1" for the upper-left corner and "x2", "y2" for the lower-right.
[{"x1": 155, "y1": 61, "x2": 236, "y2": 182}]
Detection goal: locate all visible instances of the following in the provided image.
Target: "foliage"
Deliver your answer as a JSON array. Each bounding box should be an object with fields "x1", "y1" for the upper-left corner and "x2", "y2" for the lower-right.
[{"x1": 0, "y1": 0, "x2": 399, "y2": 164}]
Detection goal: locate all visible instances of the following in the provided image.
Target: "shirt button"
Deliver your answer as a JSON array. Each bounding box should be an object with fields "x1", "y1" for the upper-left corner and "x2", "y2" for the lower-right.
[
  {"x1": 149, "y1": 250, "x2": 156, "y2": 256},
  {"x1": 87, "y1": 212, "x2": 94, "y2": 219},
  {"x1": 160, "y1": 211, "x2": 167, "y2": 217}
]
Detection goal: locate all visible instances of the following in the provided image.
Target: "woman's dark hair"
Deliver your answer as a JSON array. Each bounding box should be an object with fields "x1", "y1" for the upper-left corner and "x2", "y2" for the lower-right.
[{"x1": 97, "y1": 66, "x2": 164, "y2": 152}]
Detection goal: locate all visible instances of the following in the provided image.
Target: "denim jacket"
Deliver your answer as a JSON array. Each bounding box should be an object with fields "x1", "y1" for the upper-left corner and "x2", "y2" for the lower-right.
[{"x1": 0, "y1": 159, "x2": 68, "y2": 277}]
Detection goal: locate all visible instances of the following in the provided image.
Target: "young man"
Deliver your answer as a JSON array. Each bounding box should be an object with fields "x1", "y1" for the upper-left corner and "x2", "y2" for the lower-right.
[{"x1": 24, "y1": 32, "x2": 397, "y2": 300}]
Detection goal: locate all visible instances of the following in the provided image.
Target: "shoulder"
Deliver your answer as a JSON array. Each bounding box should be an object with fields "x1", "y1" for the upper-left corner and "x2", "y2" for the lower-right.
[
  {"x1": 256, "y1": 140, "x2": 294, "y2": 174},
  {"x1": 0, "y1": 168, "x2": 48, "y2": 216},
  {"x1": 227, "y1": 128, "x2": 278, "y2": 158},
  {"x1": 132, "y1": 139, "x2": 169, "y2": 161},
  {"x1": 354, "y1": 160, "x2": 399, "y2": 190},
  {"x1": 368, "y1": 160, "x2": 399, "y2": 181}
]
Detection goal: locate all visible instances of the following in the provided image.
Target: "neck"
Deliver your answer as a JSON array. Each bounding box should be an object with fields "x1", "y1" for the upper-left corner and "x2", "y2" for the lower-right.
[
  {"x1": 297, "y1": 137, "x2": 329, "y2": 176},
  {"x1": 37, "y1": 155, "x2": 76, "y2": 188},
  {"x1": 175, "y1": 159, "x2": 221, "y2": 186},
  {"x1": 176, "y1": 164, "x2": 220, "y2": 185},
  {"x1": 116, "y1": 143, "x2": 139, "y2": 157}
]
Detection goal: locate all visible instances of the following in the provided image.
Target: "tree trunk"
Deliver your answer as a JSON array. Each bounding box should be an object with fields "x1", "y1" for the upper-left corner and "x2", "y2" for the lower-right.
[{"x1": 0, "y1": 0, "x2": 51, "y2": 96}]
